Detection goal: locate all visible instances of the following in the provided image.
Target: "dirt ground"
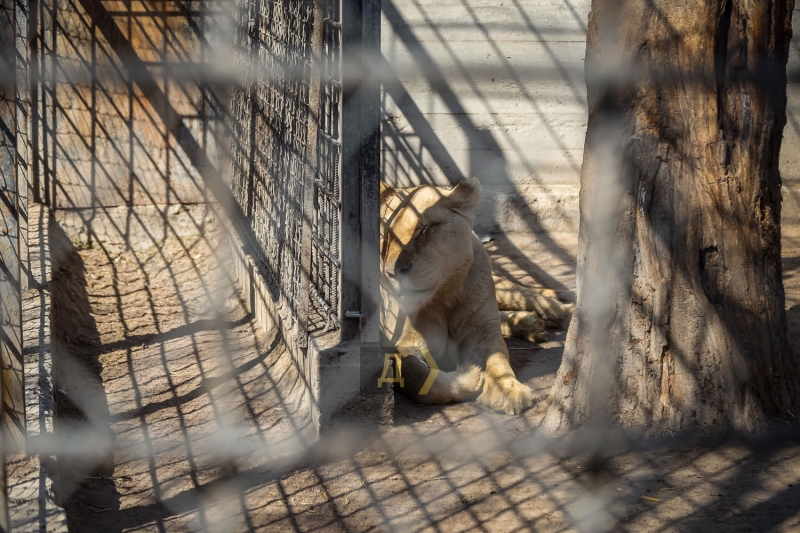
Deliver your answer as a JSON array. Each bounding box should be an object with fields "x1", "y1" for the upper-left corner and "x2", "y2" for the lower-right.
[{"x1": 42, "y1": 222, "x2": 800, "y2": 532}]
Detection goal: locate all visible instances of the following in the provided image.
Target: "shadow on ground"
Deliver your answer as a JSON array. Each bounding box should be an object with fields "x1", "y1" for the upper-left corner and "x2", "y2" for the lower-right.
[{"x1": 39, "y1": 224, "x2": 800, "y2": 532}]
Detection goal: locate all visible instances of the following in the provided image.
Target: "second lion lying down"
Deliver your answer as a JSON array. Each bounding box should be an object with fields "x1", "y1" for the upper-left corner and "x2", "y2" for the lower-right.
[{"x1": 380, "y1": 178, "x2": 573, "y2": 414}]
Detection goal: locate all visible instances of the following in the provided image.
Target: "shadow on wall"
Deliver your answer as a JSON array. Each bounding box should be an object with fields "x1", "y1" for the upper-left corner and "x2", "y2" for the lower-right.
[
  {"x1": 33, "y1": 0, "x2": 228, "y2": 246},
  {"x1": 782, "y1": 19, "x2": 800, "y2": 224},
  {"x1": 380, "y1": 0, "x2": 588, "y2": 277},
  {"x1": 379, "y1": 0, "x2": 800, "y2": 277}
]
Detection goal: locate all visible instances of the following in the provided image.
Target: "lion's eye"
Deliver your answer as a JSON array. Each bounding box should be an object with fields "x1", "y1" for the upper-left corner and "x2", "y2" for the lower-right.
[
  {"x1": 420, "y1": 222, "x2": 439, "y2": 237},
  {"x1": 417, "y1": 222, "x2": 439, "y2": 239}
]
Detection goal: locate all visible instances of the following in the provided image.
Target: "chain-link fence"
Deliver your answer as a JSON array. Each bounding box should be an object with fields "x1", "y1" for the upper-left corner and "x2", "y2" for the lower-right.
[{"x1": 228, "y1": 0, "x2": 348, "y2": 352}]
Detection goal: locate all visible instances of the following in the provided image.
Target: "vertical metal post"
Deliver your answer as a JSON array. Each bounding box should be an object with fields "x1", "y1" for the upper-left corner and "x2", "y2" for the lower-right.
[
  {"x1": 16, "y1": 0, "x2": 29, "y2": 292},
  {"x1": 360, "y1": 0, "x2": 380, "y2": 347},
  {"x1": 2, "y1": 0, "x2": 26, "y2": 452},
  {"x1": 340, "y1": 0, "x2": 380, "y2": 342},
  {"x1": 9, "y1": 0, "x2": 27, "y2": 449},
  {"x1": 0, "y1": 3, "x2": 12, "y2": 529},
  {"x1": 357, "y1": 0, "x2": 391, "y2": 420},
  {"x1": 0, "y1": 0, "x2": 28, "y2": 528},
  {"x1": 299, "y1": 0, "x2": 324, "y2": 349},
  {"x1": 340, "y1": 0, "x2": 363, "y2": 342},
  {"x1": 28, "y1": 0, "x2": 38, "y2": 206}
]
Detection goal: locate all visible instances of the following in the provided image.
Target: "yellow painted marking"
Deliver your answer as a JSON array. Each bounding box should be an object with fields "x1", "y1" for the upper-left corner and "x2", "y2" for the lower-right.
[
  {"x1": 378, "y1": 353, "x2": 404, "y2": 387},
  {"x1": 418, "y1": 345, "x2": 440, "y2": 395}
]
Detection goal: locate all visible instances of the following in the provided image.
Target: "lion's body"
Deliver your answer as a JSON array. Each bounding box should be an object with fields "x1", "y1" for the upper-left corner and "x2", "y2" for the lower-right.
[
  {"x1": 495, "y1": 277, "x2": 573, "y2": 342},
  {"x1": 380, "y1": 179, "x2": 572, "y2": 414}
]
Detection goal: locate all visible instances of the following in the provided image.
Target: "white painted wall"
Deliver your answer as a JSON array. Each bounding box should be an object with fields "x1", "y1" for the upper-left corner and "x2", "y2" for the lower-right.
[
  {"x1": 780, "y1": 8, "x2": 800, "y2": 224},
  {"x1": 381, "y1": 0, "x2": 589, "y2": 234},
  {"x1": 382, "y1": 1, "x2": 800, "y2": 233}
]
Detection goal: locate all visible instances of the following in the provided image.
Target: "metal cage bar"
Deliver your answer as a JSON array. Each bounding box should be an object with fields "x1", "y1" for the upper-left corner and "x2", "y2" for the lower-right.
[{"x1": 228, "y1": 0, "x2": 378, "y2": 350}]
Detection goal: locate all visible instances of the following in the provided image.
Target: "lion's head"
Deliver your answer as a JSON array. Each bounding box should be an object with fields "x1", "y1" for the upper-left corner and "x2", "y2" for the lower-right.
[{"x1": 380, "y1": 178, "x2": 481, "y2": 313}]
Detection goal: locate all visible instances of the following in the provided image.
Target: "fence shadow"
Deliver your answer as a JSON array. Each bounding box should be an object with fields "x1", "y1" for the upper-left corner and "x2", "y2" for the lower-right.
[
  {"x1": 47, "y1": 216, "x2": 315, "y2": 530},
  {"x1": 380, "y1": 0, "x2": 585, "y2": 292}
]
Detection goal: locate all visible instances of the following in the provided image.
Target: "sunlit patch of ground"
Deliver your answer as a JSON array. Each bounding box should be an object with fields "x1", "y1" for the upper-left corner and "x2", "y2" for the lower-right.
[{"x1": 50, "y1": 227, "x2": 800, "y2": 532}]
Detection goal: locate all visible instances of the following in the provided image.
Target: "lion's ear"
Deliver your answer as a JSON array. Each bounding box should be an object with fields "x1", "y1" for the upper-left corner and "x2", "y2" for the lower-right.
[
  {"x1": 380, "y1": 183, "x2": 397, "y2": 205},
  {"x1": 447, "y1": 177, "x2": 481, "y2": 215}
]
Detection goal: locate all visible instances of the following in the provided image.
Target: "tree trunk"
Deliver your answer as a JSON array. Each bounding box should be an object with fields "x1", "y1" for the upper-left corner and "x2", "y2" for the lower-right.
[{"x1": 545, "y1": 0, "x2": 800, "y2": 433}]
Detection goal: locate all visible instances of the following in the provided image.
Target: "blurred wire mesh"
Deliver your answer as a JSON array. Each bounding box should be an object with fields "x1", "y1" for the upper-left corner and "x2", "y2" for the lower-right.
[{"x1": 1, "y1": 0, "x2": 800, "y2": 532}]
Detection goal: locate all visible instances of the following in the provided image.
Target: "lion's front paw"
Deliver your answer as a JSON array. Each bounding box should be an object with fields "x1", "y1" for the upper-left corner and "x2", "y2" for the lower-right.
[{"x1": 476, "y1": 376, "x2": 533, "y2": 415}]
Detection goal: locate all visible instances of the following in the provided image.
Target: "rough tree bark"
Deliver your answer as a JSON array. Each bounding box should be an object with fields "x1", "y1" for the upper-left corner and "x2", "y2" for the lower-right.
[{"x1": 545, "y1": 0, "x2": 800, "y2": 433}]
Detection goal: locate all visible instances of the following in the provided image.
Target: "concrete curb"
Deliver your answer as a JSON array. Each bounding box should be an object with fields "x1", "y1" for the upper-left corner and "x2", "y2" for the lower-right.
[{"x1": 9, "y1": 204, "x2": 68, "y2": 532}]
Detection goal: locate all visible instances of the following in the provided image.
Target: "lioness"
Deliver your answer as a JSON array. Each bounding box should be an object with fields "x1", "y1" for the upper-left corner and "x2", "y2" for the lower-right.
[{"x1": 380, "y1": 178, "x2": 573, "y2": 414}]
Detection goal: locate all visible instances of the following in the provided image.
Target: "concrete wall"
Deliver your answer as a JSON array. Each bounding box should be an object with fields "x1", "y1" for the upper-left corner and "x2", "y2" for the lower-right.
[
  {"x1": 381, "y1": 0, "x2": 588, "y2": 234},
  {"x1": 1, "y1": 0, "x2": 27, "y2": 456},
  {"x1": 35, "y1": 0, "x2": 227, "y2": 244},
  {"x1": 780, "y1": 9, "x2": 800, "y2": 225},
  {"x1": 382, "y1": 0, "x2": 800, "y2": 233}
]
